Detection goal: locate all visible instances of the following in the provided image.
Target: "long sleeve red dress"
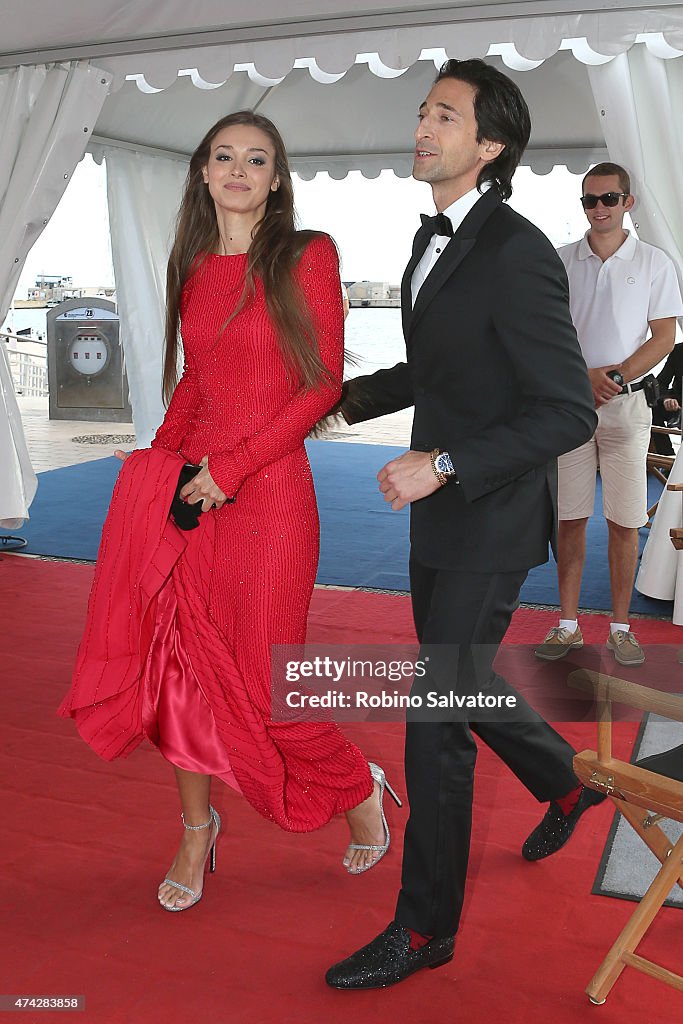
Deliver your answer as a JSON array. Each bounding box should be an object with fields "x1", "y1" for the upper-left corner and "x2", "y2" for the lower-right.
[{"x1": 59, "y1": 234, "x2": 372, "y2": 831}]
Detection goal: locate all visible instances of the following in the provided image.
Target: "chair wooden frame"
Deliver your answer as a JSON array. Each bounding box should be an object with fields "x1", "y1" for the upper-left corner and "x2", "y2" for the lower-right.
[{"x1": 571, "y1": 669, "x2": 683, "y2": 1003}]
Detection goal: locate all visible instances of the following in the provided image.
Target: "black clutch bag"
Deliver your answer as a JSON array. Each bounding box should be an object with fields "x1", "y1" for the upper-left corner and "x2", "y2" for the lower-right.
[{"x1": 170, "y1": 462, "x2": 204, "y2": 531}]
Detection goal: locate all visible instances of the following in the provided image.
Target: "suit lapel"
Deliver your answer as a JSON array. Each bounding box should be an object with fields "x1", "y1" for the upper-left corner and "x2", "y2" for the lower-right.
[
  {"x1": 401, "y1": 225, "x2": 430, "y2": 339},
  {"x1": 409, "y1": 237, "x2": 475, "y2": 334},
  {"x1": 406, "y1": 189, "x2": 503, "y2": 338}
]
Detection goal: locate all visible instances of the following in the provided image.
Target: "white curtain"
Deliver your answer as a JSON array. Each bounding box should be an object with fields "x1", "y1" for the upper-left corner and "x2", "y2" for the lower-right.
[
  {"x1": 0, "y1": 61, "x2": 110, "y2": 525},
  {"x1": 103, "y1": 147, "x2": 188, "y2": 447},
  {"x1": 0, "y1": 345, "x2": 37, "y2": 528},
  {"x1": 588, "y1": 49, "x2": 683, "y2": 282}
]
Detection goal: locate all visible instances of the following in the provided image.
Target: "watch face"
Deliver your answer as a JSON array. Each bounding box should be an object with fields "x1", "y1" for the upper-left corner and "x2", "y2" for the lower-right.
[{"x1": 435, "y1": 452, "x2": 454, "y2": 475}]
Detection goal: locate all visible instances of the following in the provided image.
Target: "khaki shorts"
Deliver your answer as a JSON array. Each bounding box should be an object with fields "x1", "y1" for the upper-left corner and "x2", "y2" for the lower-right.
[{"x1": 558, "y1": 390, "x2": 652, "y2": 528}]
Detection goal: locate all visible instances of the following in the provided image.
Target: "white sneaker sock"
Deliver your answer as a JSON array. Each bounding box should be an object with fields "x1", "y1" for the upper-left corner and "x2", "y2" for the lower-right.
[
  {"x1": 610, "y1": 622, "x2": 630, "y2": 635},
  {"x1": 559, "y1": 619, "x2": 578, "y2": 632}
]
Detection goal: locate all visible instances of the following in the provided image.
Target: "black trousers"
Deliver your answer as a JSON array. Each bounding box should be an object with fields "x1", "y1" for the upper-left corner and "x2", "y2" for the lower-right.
[
  {"x1": 394, "y1": 558, "x2": 579, "y2": 938},
  {"x1": 651, "y1": 403, "x2": 678, "y2": 456}
]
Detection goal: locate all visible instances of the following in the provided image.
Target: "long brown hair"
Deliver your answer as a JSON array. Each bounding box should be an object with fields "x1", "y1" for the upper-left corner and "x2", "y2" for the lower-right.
[{"x1": 163, "y1": 110, "x2": 333, "y2": 405}]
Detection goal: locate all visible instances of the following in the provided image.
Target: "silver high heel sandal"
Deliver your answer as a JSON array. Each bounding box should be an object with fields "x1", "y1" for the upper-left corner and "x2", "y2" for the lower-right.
[
  {"x1": 158, "y1": 804, "x2": 221, "y2": 912},
  {"x1": 345, "y1": 762, "x2": 402, "y2": 875}
]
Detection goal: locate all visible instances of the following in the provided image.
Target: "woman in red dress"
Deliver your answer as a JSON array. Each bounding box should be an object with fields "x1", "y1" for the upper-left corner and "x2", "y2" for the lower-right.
[{"x1": 59, "y1": 111, "x2": 398, "y2": 911}]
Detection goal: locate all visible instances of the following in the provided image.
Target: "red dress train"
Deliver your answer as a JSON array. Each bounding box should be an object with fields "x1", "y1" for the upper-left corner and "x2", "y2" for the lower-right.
[{"x1": 58, "y1": 235, "x2": 372, "y2": 831}]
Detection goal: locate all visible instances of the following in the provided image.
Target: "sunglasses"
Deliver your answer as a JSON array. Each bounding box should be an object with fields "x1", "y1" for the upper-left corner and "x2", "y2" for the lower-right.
[{"x1": 580, "y1": 192, "x2": 629, "y2": 210}]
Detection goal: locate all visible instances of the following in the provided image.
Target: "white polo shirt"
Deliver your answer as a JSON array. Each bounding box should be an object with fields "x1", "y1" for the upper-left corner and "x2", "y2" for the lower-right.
[{"x1": 558, "y1": 231, "x2": 683, "y2": 369}]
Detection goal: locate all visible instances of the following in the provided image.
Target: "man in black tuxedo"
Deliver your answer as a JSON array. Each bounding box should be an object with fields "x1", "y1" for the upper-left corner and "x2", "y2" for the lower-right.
[
  {"x1": 325, "y1": 59, "x2": 599, "y2": 990},
  {"x1": 652, "y1": 344, "x2": 683, "y2": 457}
]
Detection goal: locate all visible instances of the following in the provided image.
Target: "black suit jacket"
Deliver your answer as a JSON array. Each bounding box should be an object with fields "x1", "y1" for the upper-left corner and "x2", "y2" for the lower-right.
[{"x1": 344, "y1": 189, "x2": 597, "y2": 573}]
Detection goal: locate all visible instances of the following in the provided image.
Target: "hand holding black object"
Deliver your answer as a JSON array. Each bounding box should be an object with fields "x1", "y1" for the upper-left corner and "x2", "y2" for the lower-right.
[
  {"x1": 588, "y1": 367, "x2": 624, "y2": 407},
  {"x1": 178, "y1": 455, "x2": 229, "y2": 511},
  {"x1": 170, "y1": 463, "x2": 204, "y2": 531},
  {"x1": 171, "y1": 458, "x2": 233, "y2": 530}
]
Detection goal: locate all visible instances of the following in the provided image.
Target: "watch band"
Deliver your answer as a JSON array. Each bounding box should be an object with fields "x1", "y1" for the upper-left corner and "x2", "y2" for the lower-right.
[{"x1": 430, "y1": 448, "x2": 456, "y2": 486}]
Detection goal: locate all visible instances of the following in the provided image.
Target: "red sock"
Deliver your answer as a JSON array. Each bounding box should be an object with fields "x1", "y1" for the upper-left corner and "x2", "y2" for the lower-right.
[
  {"x1": 556, "y1": 783, "x2": 582, "y2": 815},
  {"x1": 407, "y1": 928, "x2": 433, "y2": 951}
]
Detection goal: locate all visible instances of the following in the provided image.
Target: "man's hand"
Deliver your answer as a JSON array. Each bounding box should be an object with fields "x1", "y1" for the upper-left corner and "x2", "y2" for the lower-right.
[
  {"x1": 378, "y1": 450, "x2": 441, "y2": 511},
  {"x1": 180, "y1": 456, "x2": 228, "y2": 511},
  {"x1": 664, "y1": 397, "x2": 681, "y2": 413},
  {"x1": 588, "y1": 367, "x2": 624, "y2": 407}
]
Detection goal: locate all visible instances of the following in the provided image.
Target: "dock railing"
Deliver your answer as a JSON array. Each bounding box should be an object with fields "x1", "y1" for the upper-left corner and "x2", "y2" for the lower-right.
[{"x1": 1, "y1": 332, "x2": 48, "y2": 398}]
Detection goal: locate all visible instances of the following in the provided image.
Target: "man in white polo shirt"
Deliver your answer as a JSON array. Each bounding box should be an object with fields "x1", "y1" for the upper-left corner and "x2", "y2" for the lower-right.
[{"x1": 536, "y1": 162, "x2": 683, "y2": 666}]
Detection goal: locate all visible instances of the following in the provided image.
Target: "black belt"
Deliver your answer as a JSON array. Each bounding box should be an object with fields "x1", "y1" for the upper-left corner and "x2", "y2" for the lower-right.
[{"x1": 619, "y1": 380, "x2": 646, "y2": 395}]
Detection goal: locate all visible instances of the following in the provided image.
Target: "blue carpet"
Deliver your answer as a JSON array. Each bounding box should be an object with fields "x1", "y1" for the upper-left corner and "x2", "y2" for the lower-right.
[
  {"x1": 1, "y1": 456, "x2": 118, "y2": 562},
  {"x1": 1, "y1": 442, "x2": 670, "y2": 614}
]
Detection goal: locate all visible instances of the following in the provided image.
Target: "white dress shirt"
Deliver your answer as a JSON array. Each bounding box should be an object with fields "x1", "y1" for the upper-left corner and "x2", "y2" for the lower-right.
[{"x1": 411, "y1": 186, "x2": 487, "y2": 307}]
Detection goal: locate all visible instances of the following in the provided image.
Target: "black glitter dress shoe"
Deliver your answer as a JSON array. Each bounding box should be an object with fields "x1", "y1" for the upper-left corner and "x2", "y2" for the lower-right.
[
  {"x1": 522, "y1": 786, "x2": 607, "y2": 862},
  {"x1": 325, "y1": 922, "x2": 454, "y2": 989}
]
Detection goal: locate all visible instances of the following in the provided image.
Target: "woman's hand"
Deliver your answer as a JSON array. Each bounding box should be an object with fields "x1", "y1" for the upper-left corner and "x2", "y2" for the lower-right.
[{"x1": 180, "y1": 456, "x2": 228, "y2": 511}]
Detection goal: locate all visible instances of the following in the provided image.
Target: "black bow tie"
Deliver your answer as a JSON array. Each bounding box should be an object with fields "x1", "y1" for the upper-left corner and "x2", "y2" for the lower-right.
[{"x1": 420, "y1": 212, "x2": 454, "y2": 237}]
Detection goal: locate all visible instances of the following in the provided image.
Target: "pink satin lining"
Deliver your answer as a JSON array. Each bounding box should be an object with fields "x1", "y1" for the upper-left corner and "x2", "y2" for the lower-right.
[{"x1": 141, "y1": 576, "x2": 240, "y2": 792}]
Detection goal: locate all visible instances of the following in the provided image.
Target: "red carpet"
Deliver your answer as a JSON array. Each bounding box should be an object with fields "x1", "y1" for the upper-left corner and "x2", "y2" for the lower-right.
[{"x1": 1, "y1": 554, "x2": 682, "y2": 1023}]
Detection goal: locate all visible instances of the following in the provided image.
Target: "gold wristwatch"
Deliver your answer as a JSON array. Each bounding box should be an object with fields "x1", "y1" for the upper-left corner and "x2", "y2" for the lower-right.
[{"x1": 430, "y1": 449, "x2": 457, "y2": 486}]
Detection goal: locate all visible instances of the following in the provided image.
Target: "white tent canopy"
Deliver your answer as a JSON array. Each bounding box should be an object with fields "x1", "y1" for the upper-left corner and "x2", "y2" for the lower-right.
[
  {"x1": 0, "y1": 1, "x2": 678, "y2": 172},
  {"x1": 3, "y1": 1, "x2": 683, "y2": 174},
  {"x1": 3, "y1": 1, "x2": 683, "y2": 75},
  {"x1": 1, "y1": 1, "x2": 683, "y2": 448},
  {"x1": 92, "y1": 50, "x2": 609, "y2": 179}
]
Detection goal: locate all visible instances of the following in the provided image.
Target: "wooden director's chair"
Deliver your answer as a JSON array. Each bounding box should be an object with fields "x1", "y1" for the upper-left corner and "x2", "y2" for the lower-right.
[{"x1": 572, "y1": 669, "x2": 683, "y2": 1003}]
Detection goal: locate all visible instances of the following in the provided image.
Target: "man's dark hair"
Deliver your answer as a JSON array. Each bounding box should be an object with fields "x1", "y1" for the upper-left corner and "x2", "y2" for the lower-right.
[
  {"x1": 582, "y1": 161, "x2": 631, "y2": 195},
  {"x1": 435, "y1": 58, "x2": 531, "y2": 200}
]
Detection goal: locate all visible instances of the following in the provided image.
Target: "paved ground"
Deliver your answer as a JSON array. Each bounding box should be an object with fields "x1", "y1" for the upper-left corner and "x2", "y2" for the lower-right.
[
  {"x1": 315, "y1": 408, "x2": 412, "y2": 448},
  {"x1": 17, "y1": 397, "x2": 136, "y2": 473},
  {"x1": 18, "y1": 396, "x2": 412, "y2": 473}
]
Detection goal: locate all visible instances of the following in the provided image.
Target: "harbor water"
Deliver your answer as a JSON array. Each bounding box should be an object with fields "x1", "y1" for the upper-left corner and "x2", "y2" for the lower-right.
[{"x1": 3, "y1": 306, "x2": 407, "y2": 379}]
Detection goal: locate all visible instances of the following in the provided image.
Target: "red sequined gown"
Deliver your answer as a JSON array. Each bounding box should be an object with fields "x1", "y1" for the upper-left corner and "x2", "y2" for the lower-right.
[{"x1": 66, "y1": 235, "x2": 372, "y2": 832}]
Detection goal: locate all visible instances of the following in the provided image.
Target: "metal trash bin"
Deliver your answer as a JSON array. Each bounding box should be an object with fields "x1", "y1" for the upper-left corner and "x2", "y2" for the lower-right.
[{"x1": 47, "y1": 298, "x2": 132, "y2": 422}]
